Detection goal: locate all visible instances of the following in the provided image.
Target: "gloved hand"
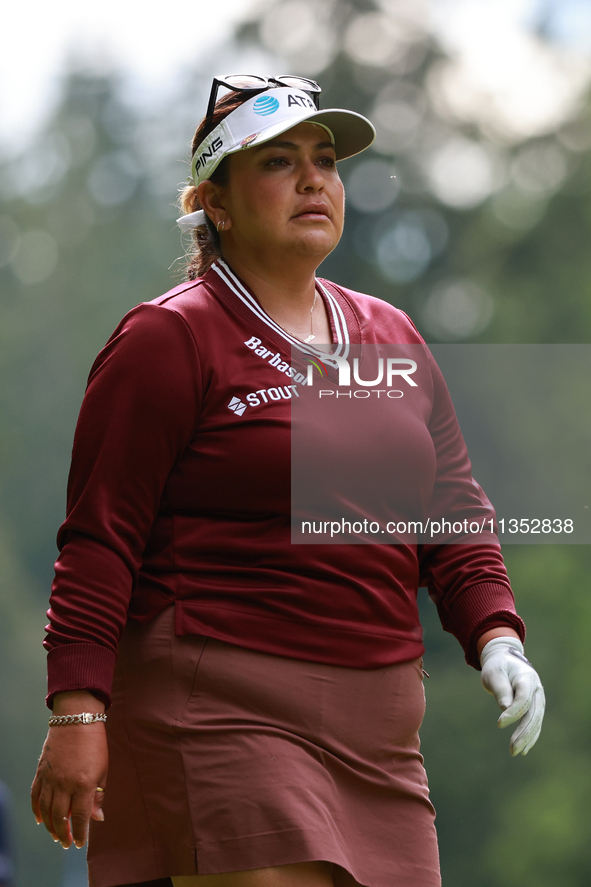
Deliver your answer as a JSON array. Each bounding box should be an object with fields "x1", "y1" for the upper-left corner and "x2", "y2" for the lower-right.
[{"x1": 480, "y1": 636, "x2": 545, "y2": 756}]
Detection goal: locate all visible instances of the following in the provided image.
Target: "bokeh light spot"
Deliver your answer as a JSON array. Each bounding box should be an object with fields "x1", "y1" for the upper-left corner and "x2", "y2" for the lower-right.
[
  {"x1": 11, "y1": 230, "x2": 58, "y2": 285},
  {"x1": 87, "y1": 151, "x2": 139, "y2": 206},
  {"x1": 371, "y1": 81, "x2": 426, "y2": 154},
  {"x1": 0, "y1": 216, "x2": 20, "y2": 268},
  {"x1": 345, "y1": 12, "x2": 417, "y2": 68},
  {"x1": 427, "y1": 137, "x2": 496, "y2": 208},
  {"x1": 490, "y1": 186, "x2": 547, "y2": 232},
  {"x1": 376, "y1": 215, "x2": 431, "y2": 283},
  {"x1": 511, "y1": 142, "x2": 568, "y2": 195},
  {"x1": 346, "y1": 159, "x2": 400, "y2": 213},
  {"x1": 422, "y1": 279, "x2": 494, "y2": 340},
  {"x1": 260, "y1": 0, "x2": 336, "y2": 74}
]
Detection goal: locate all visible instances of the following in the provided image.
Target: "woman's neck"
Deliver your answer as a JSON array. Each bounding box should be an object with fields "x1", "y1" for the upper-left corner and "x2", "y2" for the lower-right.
[
  {"x1": 222, "y1": 247, "x2": 316, "y2": 303},
  {"x1": 221, "y1": 253, "x2": 332, "y2": 344}
]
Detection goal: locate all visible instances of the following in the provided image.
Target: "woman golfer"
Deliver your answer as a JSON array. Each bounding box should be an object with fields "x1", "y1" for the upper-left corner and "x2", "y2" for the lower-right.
[{"x1": 32, "y1": 75, "x2": 545, "y2": 887}]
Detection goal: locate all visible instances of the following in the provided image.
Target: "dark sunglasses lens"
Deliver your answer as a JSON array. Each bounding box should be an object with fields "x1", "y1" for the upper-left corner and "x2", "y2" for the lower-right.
[{"x1": 224, "y1": 75, "x2": 268, "y2": 89}]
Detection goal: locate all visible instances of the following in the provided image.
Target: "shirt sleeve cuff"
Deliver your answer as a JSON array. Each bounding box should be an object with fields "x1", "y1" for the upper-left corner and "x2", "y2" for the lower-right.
[
  {"x1": 442, "y1": 581, "x2": 526, "y2": 669},
  {"x1": 46, "y1": 643, "x2": 117, "y2": 709}
]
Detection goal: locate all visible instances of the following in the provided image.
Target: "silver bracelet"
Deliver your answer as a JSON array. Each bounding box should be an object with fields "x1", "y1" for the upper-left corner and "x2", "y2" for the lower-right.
[{"x1": 48, "y1": 712, "x2": 107, "y2": 726}]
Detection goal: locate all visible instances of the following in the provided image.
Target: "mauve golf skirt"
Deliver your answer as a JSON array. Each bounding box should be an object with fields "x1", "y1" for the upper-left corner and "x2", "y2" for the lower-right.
[{"x1": 87, "y1": 607, "x2": 441, "y2": 887}]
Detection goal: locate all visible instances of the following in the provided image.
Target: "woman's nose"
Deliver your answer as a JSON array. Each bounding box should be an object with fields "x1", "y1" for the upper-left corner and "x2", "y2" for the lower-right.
[{"x1": 298, "y1": 159, "x2": 325, "y2": 191}]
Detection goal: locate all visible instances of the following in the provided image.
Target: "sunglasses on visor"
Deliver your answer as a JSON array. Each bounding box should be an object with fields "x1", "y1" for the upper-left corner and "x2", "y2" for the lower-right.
[{"x1": 206, "y1": 75, "x2": 322, "y2": 121}]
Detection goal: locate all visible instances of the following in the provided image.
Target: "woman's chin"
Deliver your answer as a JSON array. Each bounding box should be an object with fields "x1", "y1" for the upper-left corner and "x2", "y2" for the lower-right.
[{"x1": 287, "y1": 229, "x2": 339, "y2": 260}]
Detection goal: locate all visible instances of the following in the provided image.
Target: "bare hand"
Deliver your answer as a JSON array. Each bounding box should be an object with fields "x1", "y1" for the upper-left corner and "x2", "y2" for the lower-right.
[{"x1": 31, "y1": 723, "x2": 108, "y2": 849}]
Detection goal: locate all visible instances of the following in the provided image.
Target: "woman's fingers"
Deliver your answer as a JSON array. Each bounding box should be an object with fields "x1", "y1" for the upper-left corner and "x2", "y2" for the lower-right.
[
  {"x1": 31, "y1": 724, "x2": 108, "y2": 847},
  {"x1": 91, "y1": 786, "x2": 106, "y2": 823},
  {"x1": 45, "y1": 785, "x2": 104, "y2": 849},
  {"x1": 480, "y1": 636, "x2": 545, "y2": 756},
  {"x1": 508, "y1": 685, "x2": 546, "y2": 756},
  {"x1": 52, "y1": 792, "x2": 76, "y2": 848},
  {"x1": 38, "y1": 785, "x2": 104, "y2": 850},
  {"x1": 37, "y1": 784, "x2": 60, "y2": 843},
  {"x1": 497, "y1": 671, "x2": 536, "y2": 726},
  {"x1": 30, "y1": 773, "x2": 43, "y2": 826},
  {"x1": 68, "y1": 788, "x2": 98, "y2": 849}
]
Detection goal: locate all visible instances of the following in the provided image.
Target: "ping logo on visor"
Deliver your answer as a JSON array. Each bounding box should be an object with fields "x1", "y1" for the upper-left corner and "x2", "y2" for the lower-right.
[{"x1": 253, "y1": 95, "x2": 280, "y2": 115}]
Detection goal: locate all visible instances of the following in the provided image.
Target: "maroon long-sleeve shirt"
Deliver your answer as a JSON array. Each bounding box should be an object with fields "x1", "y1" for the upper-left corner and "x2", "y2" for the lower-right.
[{"x1": 45, "y1": 259, "x2": 524, "y2": 706}]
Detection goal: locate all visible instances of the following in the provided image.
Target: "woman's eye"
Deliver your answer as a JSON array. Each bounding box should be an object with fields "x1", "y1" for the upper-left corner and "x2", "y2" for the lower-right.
[{"x1": 263, "y1": 154, "x2": 336, "y2": 169}]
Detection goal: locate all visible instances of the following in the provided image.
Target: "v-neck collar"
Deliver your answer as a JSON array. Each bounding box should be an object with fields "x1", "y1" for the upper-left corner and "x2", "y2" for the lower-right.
[{"x1": 207, "y1": 259, "x2": 361, "y2": 364}]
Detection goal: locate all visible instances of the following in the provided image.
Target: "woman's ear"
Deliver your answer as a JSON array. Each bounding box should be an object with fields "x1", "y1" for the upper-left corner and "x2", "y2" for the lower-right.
[{"x1": 197, "y1": 180, "x2": 231, "y2": 231}]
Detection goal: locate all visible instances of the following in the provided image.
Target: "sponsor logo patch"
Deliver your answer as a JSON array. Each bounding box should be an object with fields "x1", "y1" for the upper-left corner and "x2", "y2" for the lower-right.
[
  {"x1": 253, "y1": 95, "x2": 280, "y2": 116},
  {"x1": 244, "y1": 336, "x2": 307, "y2": 384},
  {"x1": 287, "y1": 94, "x2": 316, "y2": 110},
  {"x1": 193, "y1": 136, "x2": 223, "y2": 175},
  {"x1": 227, "y1": 396, "x2": 248, "y2": 417}
]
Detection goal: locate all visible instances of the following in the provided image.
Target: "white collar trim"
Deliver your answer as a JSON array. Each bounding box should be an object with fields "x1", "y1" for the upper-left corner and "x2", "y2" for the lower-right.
[{"x1": 212, "y1": 259, "x2": 350, "y2": 364}]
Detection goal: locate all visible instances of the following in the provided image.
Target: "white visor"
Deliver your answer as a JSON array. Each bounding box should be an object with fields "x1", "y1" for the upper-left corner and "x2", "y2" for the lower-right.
[{"x1": 190, "y1": 87, "x2": 376, "y2": 188}]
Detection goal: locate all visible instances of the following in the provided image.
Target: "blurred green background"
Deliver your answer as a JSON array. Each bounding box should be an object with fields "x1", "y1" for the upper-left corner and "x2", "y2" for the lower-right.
[{"x1": 1, "y1": 0, "x2": 591, "y2": 884}]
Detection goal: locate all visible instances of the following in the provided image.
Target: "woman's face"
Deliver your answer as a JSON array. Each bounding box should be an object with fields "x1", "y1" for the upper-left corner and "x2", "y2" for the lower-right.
[{"x1": 214, "y1": 121, "x2": 345, "y2": 268}]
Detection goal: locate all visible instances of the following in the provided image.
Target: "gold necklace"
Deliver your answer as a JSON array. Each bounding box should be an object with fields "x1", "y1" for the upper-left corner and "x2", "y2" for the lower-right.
[{"x1": 283, "y1": 291, "x2": 318, "y2": 343}]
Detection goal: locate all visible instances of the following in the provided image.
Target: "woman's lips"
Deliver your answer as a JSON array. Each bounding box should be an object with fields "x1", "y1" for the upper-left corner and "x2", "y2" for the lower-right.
[{"x1": 294, "y1": 206, "x2": 330, "y2": 219}]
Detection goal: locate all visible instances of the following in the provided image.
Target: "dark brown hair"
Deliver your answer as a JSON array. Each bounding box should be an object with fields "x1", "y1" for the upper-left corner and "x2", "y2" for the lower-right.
[{"x1": 179, "y1": 91, "x2": 251, "y2": 279}]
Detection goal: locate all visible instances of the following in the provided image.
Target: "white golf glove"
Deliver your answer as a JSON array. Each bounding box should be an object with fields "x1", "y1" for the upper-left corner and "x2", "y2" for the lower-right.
[{"x1": 480, "y1": 636, "x2": 545, "y2": 756}]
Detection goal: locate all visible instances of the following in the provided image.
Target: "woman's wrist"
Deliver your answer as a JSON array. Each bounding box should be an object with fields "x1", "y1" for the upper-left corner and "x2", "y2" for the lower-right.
[
  {"x1": 476, "y1": 627, "x2": 521, "y2": 658},
  {"x1": 51, "y1": 690, "x2": 106, "y2": 716}
]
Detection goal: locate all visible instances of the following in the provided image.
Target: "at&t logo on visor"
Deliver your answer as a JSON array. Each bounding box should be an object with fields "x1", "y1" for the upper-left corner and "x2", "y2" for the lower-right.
[{"x1": 253, "y1": 95, "x2": 280, "y2": 115}]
